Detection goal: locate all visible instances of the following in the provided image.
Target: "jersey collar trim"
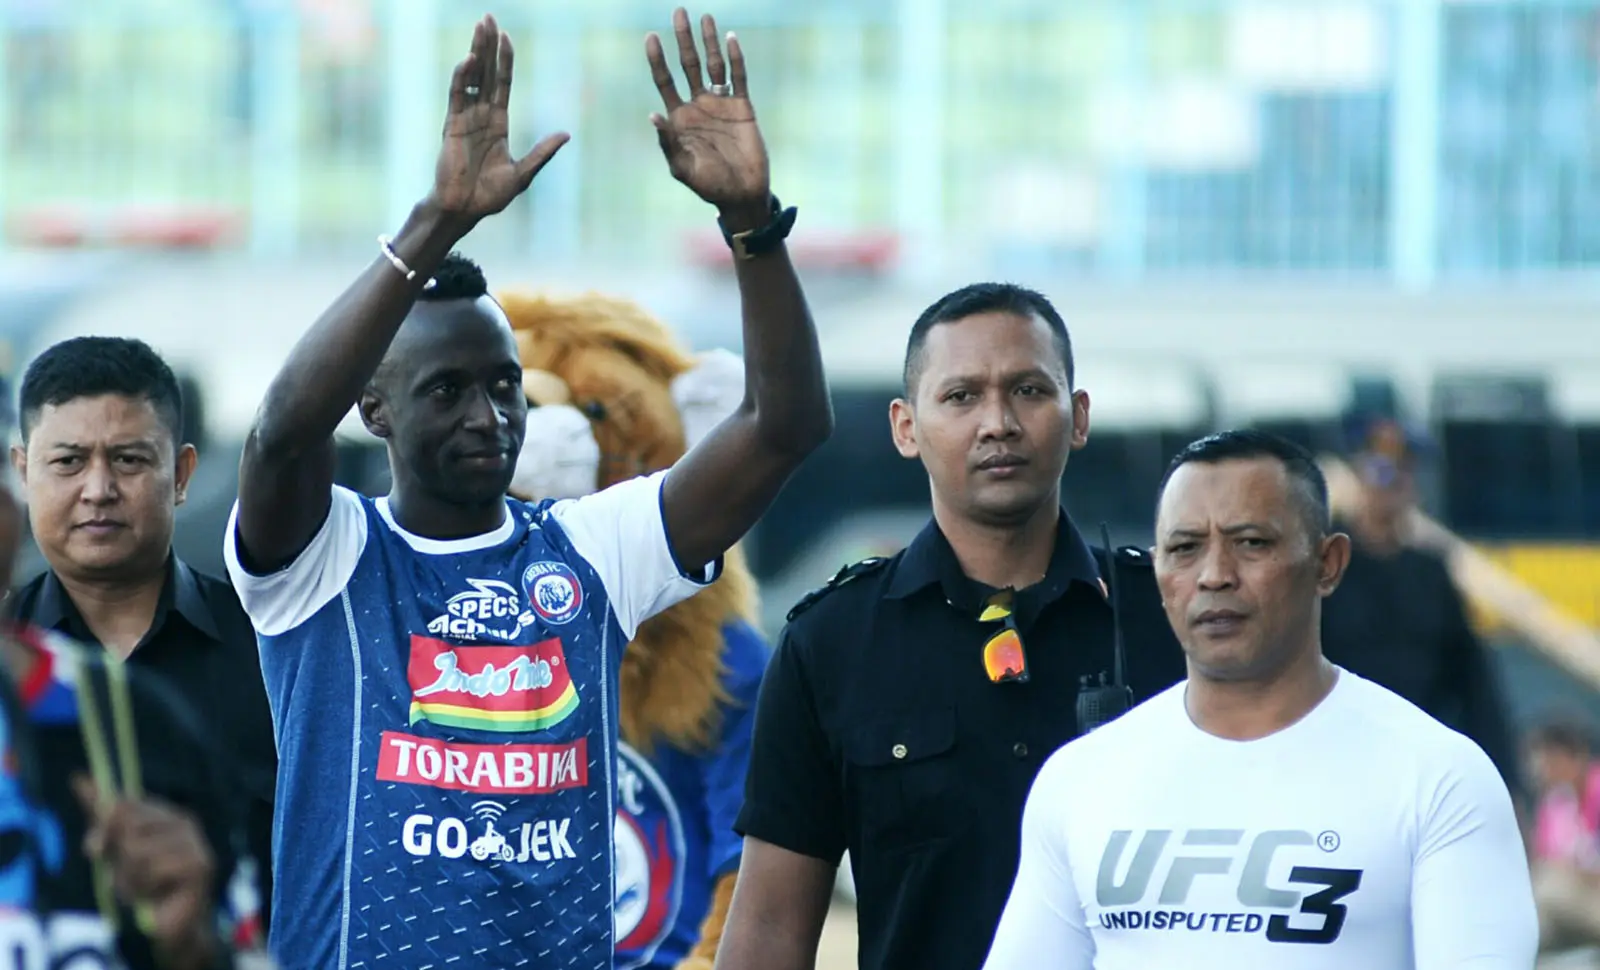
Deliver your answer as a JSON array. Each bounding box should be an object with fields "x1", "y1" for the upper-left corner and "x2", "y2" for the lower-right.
[{"x1": 375, "y1": 497, "x2": 516, "y2": 554}]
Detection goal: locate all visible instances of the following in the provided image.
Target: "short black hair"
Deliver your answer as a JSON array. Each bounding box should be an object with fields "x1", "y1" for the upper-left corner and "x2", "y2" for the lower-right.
[
  {"x1": 372, "y1": 252, "x2": 494, "y2": 395},
  {"x1": 1157, "y1": 429, "x2": 1331, "y2": 537},
  {"x1": 19, "y1": 336, "x2": 184, "y2": 445},
  {"x1": 419, "y1": 251, "x2": 489, "y2": 303},
  {"x1": 903, "y1": 282, "x2": 1074, "y2": 395}
]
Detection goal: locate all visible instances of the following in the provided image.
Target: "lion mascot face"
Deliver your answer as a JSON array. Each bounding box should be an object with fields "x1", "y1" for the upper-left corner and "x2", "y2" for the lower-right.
[{"x1": 498, "y1": 291, "x2": 760, "y2": 758}]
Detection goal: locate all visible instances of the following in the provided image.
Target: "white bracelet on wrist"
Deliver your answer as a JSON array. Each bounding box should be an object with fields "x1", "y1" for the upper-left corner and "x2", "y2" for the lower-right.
[{"x1": 377, "y1": 234, "x2": 416, "y2": 281}]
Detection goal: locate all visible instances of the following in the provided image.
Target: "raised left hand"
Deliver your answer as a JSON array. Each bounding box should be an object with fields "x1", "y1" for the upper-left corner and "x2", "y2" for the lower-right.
[
  {"x1": 645, "y1": 8, "x2": 771, "y2": 221},
  {"x1": 430, "y1": 14, "x2": 570, "y2": 229}
]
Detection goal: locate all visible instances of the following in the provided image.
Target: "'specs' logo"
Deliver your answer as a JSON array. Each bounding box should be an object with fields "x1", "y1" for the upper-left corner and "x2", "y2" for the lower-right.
[
  {"x1": 407, "y1": 635, "x2": 580, "y2": 732},
  {"x1": 427, "y1": 578, "x2": 536, "y2": 641},
  {"x1": 523, "y1": 561, "x2": 585, "y2": 625}
]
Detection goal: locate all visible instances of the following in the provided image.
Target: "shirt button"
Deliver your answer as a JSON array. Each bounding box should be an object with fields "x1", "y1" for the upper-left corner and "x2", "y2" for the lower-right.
[
  {"x1": 892, "y1": 743, "x2": 908, "y2": 760},
  {"x1": 1013, "y1": 742, "x2": 1029, "y2": 759}
]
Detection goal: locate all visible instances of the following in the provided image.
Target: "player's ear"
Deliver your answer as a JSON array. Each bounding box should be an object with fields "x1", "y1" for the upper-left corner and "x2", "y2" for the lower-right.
[
  {"x1": 1316, "y1": 531, "x2": 1352, "y2": 597},
  {"x1": 889, "y1": 398, "x2": 919, "y2": 460},
  {"x1": 174, "y1": 443, "x2": 198, "y2": 506},
  {"x1": 1069, "y1": 389, "x2": 1090, "y2": 450},
  {"x1": 359, "y1": 385, "x2": 392, "y2": 439}
]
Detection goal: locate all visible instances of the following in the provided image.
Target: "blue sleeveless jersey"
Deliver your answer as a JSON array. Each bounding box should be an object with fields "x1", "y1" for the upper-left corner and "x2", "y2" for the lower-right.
[
  {"x1": 613, "y1": 620, "x2": 770, "y2": 970},
  {"x1": 224, "y1": 471, "x2": 717, "y2": 970}
]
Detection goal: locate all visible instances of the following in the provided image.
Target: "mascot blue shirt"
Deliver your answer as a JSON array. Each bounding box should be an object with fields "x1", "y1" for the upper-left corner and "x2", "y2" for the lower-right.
[
  {"x1": 497, "y1": 290, "x2": 775, "y2": 970},
  {"x1": 614, "y1": 620, "x2": 770, "y2": 970}
]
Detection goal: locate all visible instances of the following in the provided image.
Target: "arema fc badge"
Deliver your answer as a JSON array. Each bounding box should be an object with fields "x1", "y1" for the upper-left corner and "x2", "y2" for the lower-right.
[{"x1": 522, "y1": 561, "x2": 584, "y2": 626}]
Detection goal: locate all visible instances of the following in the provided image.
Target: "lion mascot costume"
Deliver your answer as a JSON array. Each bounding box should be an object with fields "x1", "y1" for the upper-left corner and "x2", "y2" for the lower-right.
[{"x1": 497, "y1": 289, "x2": 769, "y2": 970}]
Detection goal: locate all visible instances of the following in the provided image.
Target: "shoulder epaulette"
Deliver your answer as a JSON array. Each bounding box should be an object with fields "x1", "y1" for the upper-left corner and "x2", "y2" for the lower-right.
[
  {"x1": 785, "y1": 556, "x2": 892, "y2": 623},
  {"x1": 1092, "y1": 543, "x2": 1154, "y2": 571},
  {"x1": 1112, "y1": 544, "x2": 1154, "y2": 567}
]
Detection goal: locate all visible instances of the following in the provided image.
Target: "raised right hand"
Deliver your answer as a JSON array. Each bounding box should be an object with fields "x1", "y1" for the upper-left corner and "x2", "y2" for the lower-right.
[{"x1": 431, "y1": 14, "x2": 570, "y2": 227}]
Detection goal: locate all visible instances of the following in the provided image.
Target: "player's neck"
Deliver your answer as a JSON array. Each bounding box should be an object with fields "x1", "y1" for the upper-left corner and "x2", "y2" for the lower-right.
[
  {"x1": 935, "y1": 497, "x2": 1059, "y2": 591},
  {"x1": 388, "y1": 485, "x2": 508, "y2": 541},
  {"x1": 1185, "y1": 649, "x2": 1339, "y2": 742}
]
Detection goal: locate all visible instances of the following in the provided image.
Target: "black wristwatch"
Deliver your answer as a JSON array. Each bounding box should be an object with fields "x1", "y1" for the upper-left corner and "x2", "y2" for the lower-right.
[{"x1": 718, "y1": 195, "x2": 797, "y2": 260}]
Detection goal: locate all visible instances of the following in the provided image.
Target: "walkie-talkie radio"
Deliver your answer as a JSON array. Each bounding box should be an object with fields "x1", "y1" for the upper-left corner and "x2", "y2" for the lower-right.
[{"x1": 1075, "y1": 523, "x2": 1134, "y2": 734}]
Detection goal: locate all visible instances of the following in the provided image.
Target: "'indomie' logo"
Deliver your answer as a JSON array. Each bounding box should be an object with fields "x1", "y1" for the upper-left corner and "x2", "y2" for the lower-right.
[{"x1": 406, "y1": 635, "x2": 579, "y2": 732}]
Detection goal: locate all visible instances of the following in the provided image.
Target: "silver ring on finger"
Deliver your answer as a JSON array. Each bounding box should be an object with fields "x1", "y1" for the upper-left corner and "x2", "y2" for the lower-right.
[
  {"x1": 709, "y1": 83, "x2": 730, "y2": 96},
  {"x1": 465, "y1": 85, "x2": 480, "y2": 97}
]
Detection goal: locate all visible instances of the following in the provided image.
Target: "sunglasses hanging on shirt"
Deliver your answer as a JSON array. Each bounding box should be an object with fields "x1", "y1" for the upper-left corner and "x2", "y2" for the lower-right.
[
  {"x1": 979, "y1": 590, "x2": 1029, "y2": 684},
  {"x1": 976, "y1": 525, "x2": 1135, "y2": 736}
]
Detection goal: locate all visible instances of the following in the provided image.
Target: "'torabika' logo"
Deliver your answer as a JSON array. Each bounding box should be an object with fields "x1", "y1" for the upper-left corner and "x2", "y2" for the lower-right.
[
  {"x1": 1095, "y1": 828, "x2": 1362, "y2": 945},
  {"x1": 377, "y1": 731, "x2": 588, "y2": 795},
  {"x1": 407, "y1": 634, "x2": 580, "y2": 732}
]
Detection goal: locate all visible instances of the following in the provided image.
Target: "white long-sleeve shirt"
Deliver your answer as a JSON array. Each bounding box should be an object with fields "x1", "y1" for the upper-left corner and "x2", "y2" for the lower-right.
[{"x1": 982, "y1": 668, "x2": 1537, "y2": 970}]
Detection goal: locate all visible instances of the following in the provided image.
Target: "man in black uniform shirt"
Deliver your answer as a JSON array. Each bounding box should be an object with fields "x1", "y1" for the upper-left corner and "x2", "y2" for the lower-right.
[
  {"x1": 716, "y1": 283, "x2": 1188, "y2": 970},
  {"x1": 1320, "y1": 416, "x2": 1522, "y2": 798},
  {"x1": 0, "y1": 378, "x2": 268, "y2": 968},
  {"x1": 6, "y1": 336, "x2": 277, "y2": 924}
]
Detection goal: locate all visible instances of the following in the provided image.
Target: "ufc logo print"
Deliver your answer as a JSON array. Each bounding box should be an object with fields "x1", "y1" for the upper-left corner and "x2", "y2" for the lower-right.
[{"x1": 1096, "y1": 828, "x2": 1363, "y2": 945}]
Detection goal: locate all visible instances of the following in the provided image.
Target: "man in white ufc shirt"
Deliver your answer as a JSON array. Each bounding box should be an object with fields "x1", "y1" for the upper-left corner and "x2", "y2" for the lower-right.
[{"x1": 983, "y1": 429, "x2": 1537, "y2": 970}]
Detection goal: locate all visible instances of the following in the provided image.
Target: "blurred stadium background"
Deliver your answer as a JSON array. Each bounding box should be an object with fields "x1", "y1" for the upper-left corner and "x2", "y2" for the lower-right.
[{"x1": 5, "y1": 0, "x2": 1600, "y2": 963}]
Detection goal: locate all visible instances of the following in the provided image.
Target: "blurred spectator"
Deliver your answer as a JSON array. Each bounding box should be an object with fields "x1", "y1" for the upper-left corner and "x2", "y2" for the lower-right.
[
  {"x1": 11, "y1": 612, "x2": 267, "y2": 968},
  {"x1": 0, "y1": 632, "x2": 60, "y2": 958},
  {"x1": 5, "y1": 336, "x2": 277, "y2": 931},
  {"x1": 1526, "y1": 717, "x2": 1600, "y2": 955},
  {"x1": 1321, "y1": 416, "x2": 1523, "y2": 799}
]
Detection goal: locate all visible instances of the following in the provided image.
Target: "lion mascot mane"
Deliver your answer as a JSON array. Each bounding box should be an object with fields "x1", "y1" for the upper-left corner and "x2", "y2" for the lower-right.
[{"x1": 498, "y1": 289, "x2": 766, "y2": 970}]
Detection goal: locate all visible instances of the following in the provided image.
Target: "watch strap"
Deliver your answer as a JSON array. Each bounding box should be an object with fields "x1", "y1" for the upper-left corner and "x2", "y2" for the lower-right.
[{"x1": 719, "y1": 195, "x2": 797, "y2": 260}]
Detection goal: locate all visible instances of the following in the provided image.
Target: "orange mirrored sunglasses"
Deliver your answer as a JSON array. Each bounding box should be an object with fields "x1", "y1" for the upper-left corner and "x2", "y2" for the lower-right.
[{"x1": 979, "y1": 590, "x2": 1029, "y2": 684}]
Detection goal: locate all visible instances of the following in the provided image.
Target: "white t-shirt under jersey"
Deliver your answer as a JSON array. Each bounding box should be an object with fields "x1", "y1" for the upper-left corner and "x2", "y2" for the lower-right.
[{"x1": 982, "y1": 668, "x2": 1537, "y2": 970}]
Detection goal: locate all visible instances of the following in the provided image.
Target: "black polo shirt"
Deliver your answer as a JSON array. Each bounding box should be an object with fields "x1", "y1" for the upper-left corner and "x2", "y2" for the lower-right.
[
  {"x1": 8, "y1": 554, "x2": 277, "y2": 930},
  {"x1": 734, "y1": 510, "x2": 1186, "y2": 970}
]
